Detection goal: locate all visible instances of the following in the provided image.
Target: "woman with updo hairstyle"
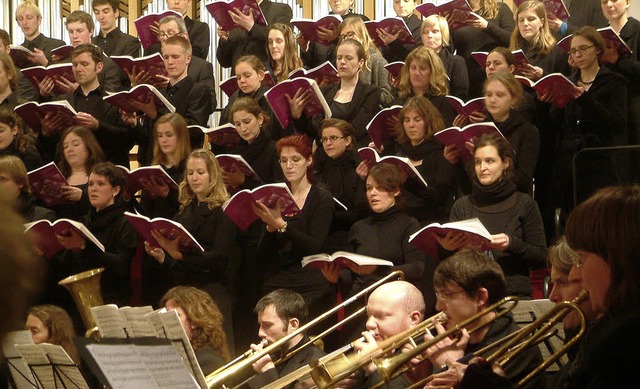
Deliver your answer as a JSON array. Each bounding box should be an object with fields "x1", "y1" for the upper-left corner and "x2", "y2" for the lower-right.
[
  {"x1": 160, "y1": 286, "x2": 231, "y2": 374},
  {"x1": 0, "y1": 155, "x2": 55, "y2": 222},
  {"x1": 54, "y1": 162, "x2": 138, "y2": 307},
  {"x1": 421, "y1": 15, "x2": 469, "y2": 100},
  {"x1": 291, "y1": 39, "x2": 381, "y2": 148},
  {"x1": 0, "y1": 108, "x2": 42, "y2": 171},
  {"x1": 323, "y1": 162, "x2": 426, "y2": 341},
  {"x1": 336, "y1": 17, "x2": 394, "y2": 107},
  {"x1": 26, "y1": 305, "x2": 79, "y2": 364},
  {"x1": 316, "y1": 118, "x2": 368, "y2": 252},
  {"x1": 439, "y1": 134, "x2": 546, "y2": 298},
  {"x1": 145, "y1": 149, "x2": 239, "y2": 345},
  {"x1": 450, "y1": 0, "x2": 515, "y2": 97},
  {"x1": 395, "y1": 46, "x2": 457, "y2": 126},
  {"x1": 53, "y1": 126, "x2": 105, "y2": 221},
  {"x1": 266, "y1": 23, "x2": 303, "y2": 84},
  {"x1": 253, "y1": 134, "x2": 334, "y2": 318}
]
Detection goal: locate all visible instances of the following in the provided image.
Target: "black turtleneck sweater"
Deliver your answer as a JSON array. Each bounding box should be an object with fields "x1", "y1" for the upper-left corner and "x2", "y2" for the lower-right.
[
  {"x1": 384, "y1": 138, "x2": 455, "y2": 225},
  {"x1": 450, "y1": 178, "x2": 547, "y2": 297},
  {"x1": 348, "y1": 206, "x2": 425, "y2": 288}
]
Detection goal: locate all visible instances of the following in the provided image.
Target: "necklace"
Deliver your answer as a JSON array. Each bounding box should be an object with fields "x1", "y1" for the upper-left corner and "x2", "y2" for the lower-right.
[{"x1": 579, "y1": 75, "x2": 595, "y2": 85}]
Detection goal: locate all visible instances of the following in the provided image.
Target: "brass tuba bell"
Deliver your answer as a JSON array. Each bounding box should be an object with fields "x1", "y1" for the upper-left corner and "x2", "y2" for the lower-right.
[{"x1": 58, "y1": 267, "x2": 104, "y2": 337}]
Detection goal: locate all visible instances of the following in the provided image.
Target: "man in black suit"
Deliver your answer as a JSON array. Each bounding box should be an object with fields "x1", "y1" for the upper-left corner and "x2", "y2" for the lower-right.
[
  {"x1": 216, "y1": 0, "x2": 293, "y2": 72},
  {"x1": 246, "y1": 289, "x2": 326, "y2": 389},
  {"x1": 39, "y1": 44, "x2": 133, "y2": 166},
  {"x1": 92, "y1": 0, "x2": 141, "y2": 58},
  {"x1": 15, "y1": 2, "x2": 66, "y2": 101}
]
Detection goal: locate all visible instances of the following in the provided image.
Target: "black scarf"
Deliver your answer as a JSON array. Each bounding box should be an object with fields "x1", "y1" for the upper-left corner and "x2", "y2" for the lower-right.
[
  {"x1": 317, "y1": 150, "x2": 358, "y2": 200},
  {"x1": 235, "y1": 130, "x2": 271, "y2": 165},
  {"x1": 85, "y1": 202, "x2": 127, "y2": 232},
  {"x1": 491, "y1": 110, "x2": 525, "y2": 138},
  {"x1": 471, "y1": 176, "x2": 516, "y2": 207},
  {"x1": 397, "y1": 138, "x2": 441, "y2": 162}
]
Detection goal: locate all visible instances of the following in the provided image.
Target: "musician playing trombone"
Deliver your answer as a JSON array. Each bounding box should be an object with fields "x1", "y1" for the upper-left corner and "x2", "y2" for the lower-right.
[
  {"x1": 418, "y1": 249, "x2": 542, "y2": 389},
  {"x1": 346, "y1": 280, "x2": 426, "y2": 388},
  {"x1": 245, "y1": 289, "x2": 325, "y2": 389}
]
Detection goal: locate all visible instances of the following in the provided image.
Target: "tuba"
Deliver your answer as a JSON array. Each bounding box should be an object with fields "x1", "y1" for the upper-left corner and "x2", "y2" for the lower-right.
[{"x1": 58, "y1": 267, "x2": 104, "y2": 337}]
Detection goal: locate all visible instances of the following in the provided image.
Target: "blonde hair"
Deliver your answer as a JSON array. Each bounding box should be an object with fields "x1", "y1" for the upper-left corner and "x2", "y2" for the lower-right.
[
  {"x1": 178, "y1": 149, "x2": 229, "y2": 211},
  {"x1": 338, "y1": 17, "x2": 377, "y2": 71},
  {"x1": 16, "y1": 1, "x2": 41, "y2": 20},
  {"x1": 475, "y1": 0, "x2": 500, "y2": 20},
  {"x1": 152, "y1": 113, "x2": 191, "y2": 166},
  {"x1": 510, "y1": 0, "x2": 556, "y2": 56},
  {"x1": 397, "y1": 46, "x2": 449, "y2": 99},
  {"x1": 422, "y1": 15, "x2": 450, "y2": 48}
]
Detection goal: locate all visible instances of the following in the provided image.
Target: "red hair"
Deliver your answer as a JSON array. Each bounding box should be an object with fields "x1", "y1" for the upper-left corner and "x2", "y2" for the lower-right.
[{"x1": 276, "y1": 134, "x2": 315, "y2": 182}]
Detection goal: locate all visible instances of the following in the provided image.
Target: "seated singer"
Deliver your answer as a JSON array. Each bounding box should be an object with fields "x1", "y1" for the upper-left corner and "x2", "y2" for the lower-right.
[
  {"x1": 420, "y1": 249, "x2": 542, "y2": 389},
  {"x1": 246, "y1": 289, "x2": 325, "y2": 389}
]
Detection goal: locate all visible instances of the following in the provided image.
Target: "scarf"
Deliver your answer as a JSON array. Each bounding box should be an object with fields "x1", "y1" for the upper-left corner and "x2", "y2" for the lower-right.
[{"x1": 471, "y1": 176, "x2": 516, "y2": 207}]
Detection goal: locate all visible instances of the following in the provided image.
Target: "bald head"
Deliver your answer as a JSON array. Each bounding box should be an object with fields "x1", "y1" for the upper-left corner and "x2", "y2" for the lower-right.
[
  {"x1": 370, "y1": 281, "x2": 426, "y2": 317},
  {"x1": 366, "y1": 281, "x2": 425, "y2": 340}
]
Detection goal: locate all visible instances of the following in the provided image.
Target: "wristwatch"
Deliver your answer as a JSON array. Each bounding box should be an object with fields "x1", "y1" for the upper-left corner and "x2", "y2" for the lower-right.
[{"x1": 278, "y1": 221, "x2": 288, "y2": 233}]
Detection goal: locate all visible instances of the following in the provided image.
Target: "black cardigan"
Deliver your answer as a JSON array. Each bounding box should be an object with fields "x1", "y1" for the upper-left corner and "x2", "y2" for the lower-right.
[{"x1": 380, "y1": 14, "x2": 422, "y2": 63}]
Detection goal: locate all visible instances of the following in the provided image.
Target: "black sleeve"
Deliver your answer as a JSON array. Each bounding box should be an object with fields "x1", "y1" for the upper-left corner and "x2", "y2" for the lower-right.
[
  {"x1": 483, "y1": 3, "x2": 515, "y2": 47},
  {"x1": 184, "y1": 83, "x2": 214, "y2": 127},
  {"x1": 280, "y1": 190, "x2": 335, "y2": 256}
]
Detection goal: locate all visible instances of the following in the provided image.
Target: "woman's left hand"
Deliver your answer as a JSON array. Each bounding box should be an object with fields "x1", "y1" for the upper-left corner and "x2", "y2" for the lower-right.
[
  {"x1": 376, "y1": 28, "x2": 400, "y2": 46},
  {"x1": 144, "y1": 241, "x2": 165, "y2": 264},
  {"x1": 286, "y1": 88, "x2": 311, "y2": 120},
  {"x1": 151, "y1": 229, "x2": 183, "y2": 260},
  {"x1": 521, "y1": 64, "x2": 543, "y2": 81},
  {"x1": 489, "y1": 233, "x2": 510, "y2": 251},
  {"x1": 320, "y1": 263, "x2": 341, "y2": 284},
  {"x1": 56, "y1": 228, "x2": 86, "y2": 250},
  {"x1": 469, "y1": 15, "x2": 489, "y2": 30}
]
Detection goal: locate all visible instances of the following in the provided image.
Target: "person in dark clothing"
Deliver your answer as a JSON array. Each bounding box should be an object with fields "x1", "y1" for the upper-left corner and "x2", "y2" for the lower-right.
[
  {"x1": 246, "y1": 289, "x2": 325, "y2": 389},
  {"x1": 378, "y1": 0, "x2": 421, "y2": 63},
  {"x1": 54, "y1": 162, "x2": 137, "y2": 307},
  {"x1": 382, "y1": 96, "x2": 455, "y2": 225},
  {"x1": 160, "y1": 286, "x2": 232, "y2": 374},
  {"x1": 546, "y1": 27, "x2": 627, "y2": 213},
  {"x1": 441, "y1": 135, "x2": 547, "y2": 298},
  {"x1": 0, "y1": 109, "x2": 42, "y2": 171},
  {"x1": 127, "y1": 36, "x2": 212, "y2": 165},
  {"x1": 420, "y1": 249, "x2": 542, "y2": 389},
  {"x1": 253, "y1": 135, "x2": 334, "y2": 319},
  {"x1": 266, "y1": 23, "x2": 304, "y2": 85},
  {"x1": 298, "y1": 0, "x2": 369, "y2": 69},
  {"x1": 452, "y1": 0, "x2": 514, "y2": 97},
  {"x1": 219, "y1": 56, "x2": 270, "y2": 127},
  {"x1": 91, "y1": 0, "x2": 140, "y2": 58},
  {"x1": 0, "y1": 155, "x2": 54, "y2": 222},
  {"x1": 315, "y1": 118, "x2": 368, "y2": 253},
  {"x1": 291, "y1": 39, "x2": 381, "y2": 147},
  {"x1": 445, "y1": 73, "x2": 540, "y2": 195},
  {"x1": 216, "y1": 0, "x2": 293, "y2": 72},
  {"x1": 52, "y1": 126, "x2": 105, "y2": 221},
  {"x1": 548, "y1": 0, "x2": 609, "y2": 39},
  {"x1": 15, "y1": 2, "x2": 66, "y2": 101},
  {"x1": 145, "y1": 149, "x2": 239, "y2": 348},
  {"x1": 224, "y1": 97, "x2": 283, "y2": 351},
  {"x1": 0, "y1": 50, "x2": 27, "y2": 113},
  {"x1": 422, "y1": 15, "x2": 470, "y2": 100},
  {"x1": 39, "y1": 44, "x2": 133, "y2": 167}
]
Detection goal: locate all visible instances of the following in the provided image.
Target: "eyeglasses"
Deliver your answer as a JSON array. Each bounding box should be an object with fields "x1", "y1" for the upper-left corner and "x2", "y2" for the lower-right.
[
  {"x1": 340, "y1": 31, "x2": 356, "y2": 40},
  {"x1": 158, "y1": 30, "x2": 180, "y2": 39},
  {"x1": 278, "y1": 156, "x2": 305, "y2": 165},
  {"x1": 435, "y1": 290, "x2": 465, "y2": 302},
  {"x1": 320, "y1": 135, "x2": 346, "y2": 144},
  {"x1": 568, "y1": 45, "x2": 594, "y2": 56}
]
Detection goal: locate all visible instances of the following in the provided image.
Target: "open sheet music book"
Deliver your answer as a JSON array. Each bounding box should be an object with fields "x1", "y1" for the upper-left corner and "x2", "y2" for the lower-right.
[
  {"x1": 2, "y1": 330, "x2": 37, "y2": 389},
  {"x1": 409, "y1": 217, "x2": 492, "y2": 255},
  {"x1": 15, "y1": 343, "x2": 89, "y2": 389},
  {"x1": 78, "y1": 338, "x2": 200, "y2": 389},
  {"x1": 90, "y1": 304, "x2": 157, "y2": 339}
]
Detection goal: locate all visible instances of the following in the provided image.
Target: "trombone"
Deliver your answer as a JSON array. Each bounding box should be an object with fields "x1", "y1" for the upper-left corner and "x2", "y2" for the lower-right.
[
  {"x1": 205, "y1": 270, "x2": 405, "y2": 389},
  {"x1": 406, "y1": 290, "x2": 588, "y2": 389},
  {"x1": 309, "y1": 295, "x2": 519, "y2": 389}
]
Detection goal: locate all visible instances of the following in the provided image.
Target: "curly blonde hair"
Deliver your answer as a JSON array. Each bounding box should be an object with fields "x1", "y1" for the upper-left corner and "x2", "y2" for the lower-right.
[
  {"x1": 160, "y1": 286, "x2": 231, "y2": 361},
  {"x1": 178, "y1": 149, "x2": 229, "y2": 211},
  {"x1": 397, "y1": 46, "x2": 449, "y2": 99}
]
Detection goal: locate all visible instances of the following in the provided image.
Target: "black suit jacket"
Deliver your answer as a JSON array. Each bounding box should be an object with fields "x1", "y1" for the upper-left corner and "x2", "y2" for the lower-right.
[
  {"x1": 189, "y1": 56, "x2": 217, "y2": 110},
  {"x1": 216, "y1": 0, "x2": 293, "y2": 70},
  {"x1": 184, "y1": 16, "x2": 210, "y2": 59}
]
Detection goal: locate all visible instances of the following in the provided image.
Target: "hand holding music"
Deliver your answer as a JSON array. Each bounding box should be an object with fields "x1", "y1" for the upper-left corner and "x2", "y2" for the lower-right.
[
  {"x1": 228, "y1": 7, "x2": 255, "y2": 31},
  {"x1": 286, "y1": 88, "x2": 311, "y2": 120},
  {"x1": 55, "y1": 228, "x2": 86, "y2": 250},
  {"x1": 54, "y1": 76, "x2": 79, "y2": 94},
  {"x1": 376, "y1": 28, "x2": 400, "y2": 46},
  {"x1": 61, "y1": 185, "x2": 83, "y2": 202},
  {"x1": 150, "y1": 229, "x2": 183, "y2": 260},
  {"x1": 144, "y1": 240, "x2": 166, "y2": 264},
  {"x1": 320, "y1": 262, "x2": 341, "y2": 284},
  {"x1": 221, "y1": 166, "x2": 246, "y2": 190},
  {"x1": 251, "y1": 199, "x2": 285, "y2": 232}
]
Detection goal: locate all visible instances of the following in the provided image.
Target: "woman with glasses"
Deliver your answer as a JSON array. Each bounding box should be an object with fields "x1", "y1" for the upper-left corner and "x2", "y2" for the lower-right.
[
  {"x1": 291, "y1": 39, "x2": 380, "y2": 148},
  {"x1": 315, "y1": 118, "x2": 368, "y2": 253},
  {"x1": 546, "y1": 26, "x2": 627, "y2": 213},
  {"x1": 439, "y1": 134, "x2": 546, "y2": 298},
  {"x1": 253, "y1": 134, "x2": 334, "y2": 318},
  {"x1": 420, "y1": 15, "x2": 469, "y2": 100},
  {"x1": 335, "y1": 17, "x2": 394, "y2": 107}
]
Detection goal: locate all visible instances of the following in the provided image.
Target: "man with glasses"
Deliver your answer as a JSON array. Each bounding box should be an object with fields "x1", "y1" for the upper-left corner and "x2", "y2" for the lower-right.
[{"x1": 418, "y1": 249, "x2": 542, "y2": 388}]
